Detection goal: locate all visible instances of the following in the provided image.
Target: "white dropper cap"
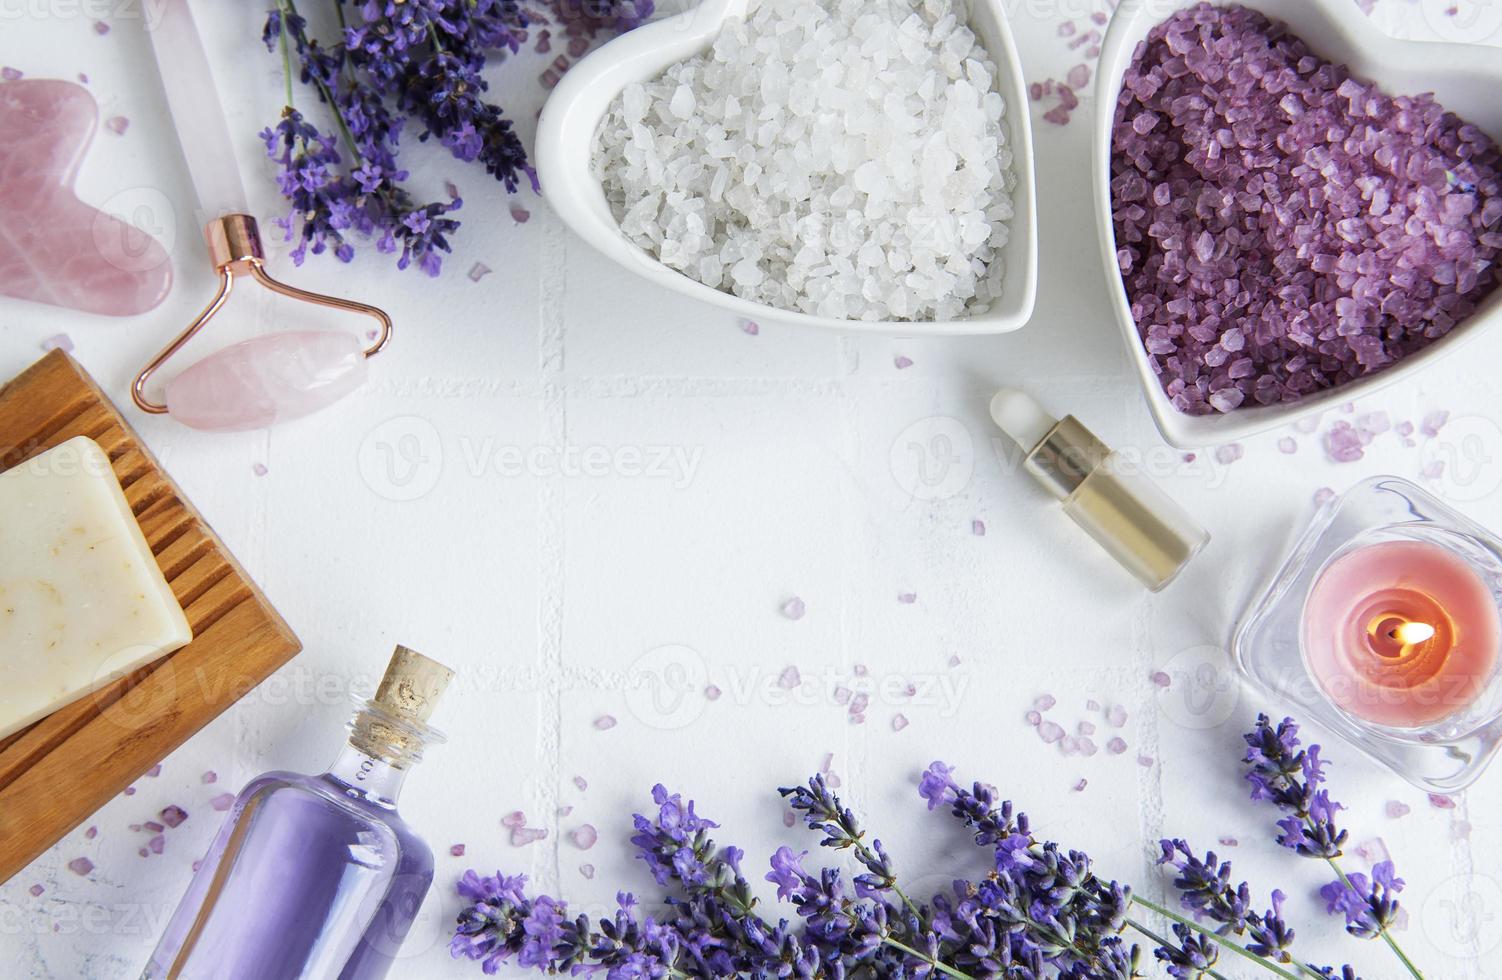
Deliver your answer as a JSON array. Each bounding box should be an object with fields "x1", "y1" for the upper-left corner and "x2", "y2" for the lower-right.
[{"x1": 989, "y1": 388, "x2": 1057, "y2": 452}]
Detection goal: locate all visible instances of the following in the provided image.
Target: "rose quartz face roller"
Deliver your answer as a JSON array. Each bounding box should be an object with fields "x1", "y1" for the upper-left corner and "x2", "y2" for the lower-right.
[{"x1": 131, "y1": 0, "x2": 390, "y2": 431}]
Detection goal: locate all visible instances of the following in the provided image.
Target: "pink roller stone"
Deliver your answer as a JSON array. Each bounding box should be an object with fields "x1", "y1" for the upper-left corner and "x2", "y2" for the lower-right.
[
  {"x1": 164, "y1": 331, "x2": 368, "y2": 431},
  {"x1": 0, "y1": 80, "x2": 172, "y2": 315}
]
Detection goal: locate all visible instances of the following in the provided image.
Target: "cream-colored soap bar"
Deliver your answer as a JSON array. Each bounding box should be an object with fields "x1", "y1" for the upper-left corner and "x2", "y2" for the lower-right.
[{"x1": 0, "y1": 437, "x2": 191, "y2": 739}]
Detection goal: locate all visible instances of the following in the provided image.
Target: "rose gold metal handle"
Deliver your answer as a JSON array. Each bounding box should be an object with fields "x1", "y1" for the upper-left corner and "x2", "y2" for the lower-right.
[{"x1": 132, "y1": 215, "x2": 392, "y2": 415}]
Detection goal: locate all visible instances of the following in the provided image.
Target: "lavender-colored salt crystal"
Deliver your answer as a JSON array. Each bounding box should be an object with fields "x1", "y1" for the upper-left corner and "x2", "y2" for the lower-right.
[
  {"x1": 1277, "y1": 437, "x2": 1297, "y2": 454},
  {"x1": 28, "y1": 884, "x2": 43, "y2": 897},
  {"x1": 777, "y1": 666, "x2": 801, "y2": 689},
  {"x1": 573, "y1": 776, "x2": 588, "y2": 792},
  {"x1": 1024, "y1": 709, "x2": 1042, "y2": 726},
  {"x1": 570, "y1": 824, "x2": 599, "y2": 850},
  {"x1": 891, "y1": 714, "x2": 909, "y2": 732},
  {"x1": 1107, "y1": 736, "x2": 1128, "y2": 755},
  {"x1": 1106, "y1": 703, "x2": 1128, "y2": 727},
  {"x1": 67, "y1": 857, "x2": 93, "y2": 876},
  {"x1": 1034, "y1": 693, "x2": 1057, "y2": 711},
  {"x1": 501, "y1": 811, "x2": 527, "y2": 829},
  {"x1": 1421, "y1": 410, "x2": 1451, "y2": 437},
  {"x1": 781, "y1": 597, "x2": 806, "y2": 621},
  {"x1": 160, "y1": 805, "x2": 188, "y2": 829},
  {"x1": 209, "y1": 793, "x2": 234, "y2": 811},
  {"x1": 1386, "y1": 800, "x2": 1411, "y2": 819},
  {"x1": 594, "y1": 715, "x2": 617, "y2": 731},
  {"x1": 1150, "y1": 671, "x2": 1171, "y2": 689},
  {"x1": 1112, "y1": 4, "x2": 1502, "y2": 416},
  {"x1": 511, "y1": 827, "x2": 548, "y2": 846},
  {"x1": 1038, "y1": 721, "x2": 1066, "y2": 744}
]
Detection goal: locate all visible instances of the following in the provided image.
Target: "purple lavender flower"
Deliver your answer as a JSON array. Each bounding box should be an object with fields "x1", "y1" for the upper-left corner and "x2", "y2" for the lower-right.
[
  {"x1": 1243, "y1": 715, "x2": 1348, "y2": 858},
  {"x1": 1155, "y1": 923, "x2": 1219, "y2": 980},
  {"x1": 1320, "y1": 860, "x2": 1405, "y2": 940},
  {"x1": 1157, "y1": 839, "x2": 1295, "y2": 962}
]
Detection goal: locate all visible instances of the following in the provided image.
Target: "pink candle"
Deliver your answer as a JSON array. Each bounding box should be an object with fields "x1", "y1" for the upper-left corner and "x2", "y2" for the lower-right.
[{"x1": 1304, "y1": 540, "x2": 1500, "y2": 728}]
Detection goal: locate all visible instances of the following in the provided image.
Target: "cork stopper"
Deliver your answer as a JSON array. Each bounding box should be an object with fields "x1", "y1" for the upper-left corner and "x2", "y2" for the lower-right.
[
  {"x1": 349, "y1": 645, "x2": 454, "y2": 766},
  {"x1": 374, "y1": 644, "x2": 454, "y2": 723}
]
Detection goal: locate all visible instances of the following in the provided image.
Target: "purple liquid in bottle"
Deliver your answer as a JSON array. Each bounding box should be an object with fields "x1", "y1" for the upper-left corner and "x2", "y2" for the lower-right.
[{"x1": 144, "y1": 649, "x2": 451, "y2": 980}]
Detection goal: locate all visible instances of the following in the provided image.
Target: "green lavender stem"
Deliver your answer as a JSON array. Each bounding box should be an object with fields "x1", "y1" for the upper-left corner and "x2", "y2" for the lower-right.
[{"x1": 1131, "y1": 896, "x2": 1307, "y2": 980}]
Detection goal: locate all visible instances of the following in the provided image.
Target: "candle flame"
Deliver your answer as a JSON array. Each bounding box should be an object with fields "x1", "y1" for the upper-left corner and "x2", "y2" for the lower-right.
[{"x1": 1390, "y1": 621, "x2": 1436, "y2": 645}]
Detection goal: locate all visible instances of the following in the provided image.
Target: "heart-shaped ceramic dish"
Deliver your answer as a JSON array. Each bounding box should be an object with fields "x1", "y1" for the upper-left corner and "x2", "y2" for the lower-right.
[
  {"x1": 535, "y1": 0, "x2": 1037, "y2": 334},
  {"x1": 1093, "y1": 0, "x2": 1502, "y2": 448}
]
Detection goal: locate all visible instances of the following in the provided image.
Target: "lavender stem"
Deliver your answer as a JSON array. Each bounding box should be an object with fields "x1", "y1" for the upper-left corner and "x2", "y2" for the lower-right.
[{"x1": 1131, "y1": 896, "x2": 1304, "y2": 980}]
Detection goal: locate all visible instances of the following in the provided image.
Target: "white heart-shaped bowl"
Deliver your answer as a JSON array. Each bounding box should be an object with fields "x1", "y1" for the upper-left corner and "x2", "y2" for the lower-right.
[
  {"x1": 535, "y1": 0, "x2": 1037, "y2": 334},
  {"x1": 1093, "y1": 0, "x2": 1502, "y2": 448}
]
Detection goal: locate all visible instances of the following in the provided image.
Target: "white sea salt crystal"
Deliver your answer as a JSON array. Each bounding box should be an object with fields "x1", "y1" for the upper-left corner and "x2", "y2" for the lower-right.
[{"x1": 592, "y1": 0, "x2": 1014, "y2": 322}]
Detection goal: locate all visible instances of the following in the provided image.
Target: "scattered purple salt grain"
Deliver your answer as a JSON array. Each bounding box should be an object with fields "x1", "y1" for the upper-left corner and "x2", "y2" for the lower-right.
[
  {"x1": 1086, "y1": 45, "x2": 1101, "y2": 60},
  {"x1": 1354, "y1": 837, "x2": 1391, "y2": 865},
  {"x1": 570, "y1": 824, "x2": 599, "y2": 850},
  {"x1": 511, "y1": 827, "x2": 548, "y2": 846},
  {"x1": 1112, "y1": 5, "x2": 1502, "y2": 415},
  {"x1": 1429, "y1": 793, "x2": 1456, "y2": 809},
  {"x1": 1043, "y1": 105, "x2": 1071, "y2": 126},
  {"x1": 143, "y1": 821, "x2": 165, "y2": 834},
  {"x1": 580, "y1": 863, "x2": 595, "y2": 879},
  {"x1": 971, "y1": 519, "x2": 986, "y2": 536},
  {"x1": 1278, "y1": 437, "x2": 1297, "y2": 454},
  {"x1": 1087, "y1": 698, "x2": 1101, "y2": 711},
  {"x1": 84, "y1": 826, "x2": 97, "y2": 840},
  {"x1": 123, "y1": 786, "x2": 136, "y2": 796},
  {"x1": 1059, "y1": 20, "x2": 1076, "y2": 36},
  {"x1": 1078, "y1": 738, "x2": 1098, "y2": 757},
  {"x1": 148, "y1": 834, "x2": 165, "y2": 855},
  {"x1": 1422, "y1": 459, "x2": 1446, "y2": 480},
  {"x1": 192, "y1": 860, "x2": 202, "y2": 872},
  {"x1": 834, "y1": 685, "x2": 852, "y2": 706},
  {"x1": 28, "y1": 884, "x2": 43, "y2": 897},
  {"x1": 41, "y1": 333, "x2": 73, "y2": 353},
  {"x1": 781, "y1": 596, "x2": 806, "y2": 620},
  {"x1": 1067, "y1": 64, "x2": 1091, "y2": 90},
  {"x1": 593, "y1": 714, "x2": 617, "y2": 731},
  {"x1": 509, "y1": 204, "x2": 531, "y2": 223},
  {"x1": 1422, "y1": 410, "x2": 1451, "y2": 437},
  {"x1": 467, "y1": 262, "x2": 492, "y2": 282},
  {"x1": 450, "y1": 844, "x2": 466, "y2": 857},
  {"x1": 92, "y1": 20, "x2": 109, "y2": 34},
  {"x1": 1, "y1": 67, "x2": 21, "y2": 81},
  {"x1": 1325, "y1": 421, "x2": 1365, "y2": 463},
  {"x1": 1025, "y1": 709, "x2": 1042, "y2": 726},
  {"x1": 892, "y1": 714, "x2": 909, "y2": 732},
  {"x1": 897, "y1": 592, "x2": 917, "y2": 604},
  {"x1": 1029, "y1": 82, "x2": 1043, "y2": 102},
  {"x1": 1314, "y1": 486, "x2": 1337, "y2": 506},
  {"x1": 502, "y1": 811, "x2": 527, "y2": 829},
  {"x1": 1218, "y1": 836, "x2": 1239, "y2": 847},
  {"x1": 1136, "y1": 754, "x2": 1154, "y2": 768},
  {"x1": 1078, "y1": 720, "x2": 1096, "y2": 736},
  {"x1": 1455, "y1": 819, "x2": 1473, "y2": 840},
  {"x1": 704, "y1": 684, "x2": 722, "y2": 701},
  {"x1": 1034, "y1": 693, "x2": 1057, "y2": 711},
  {"x1": 1150, "y1": 670, "x2": 1172, "y2": 688},
  {"x1": 777, "y1": 666, "x2": 801, "y2": 689},
  {"x1": 160, "y1": 805, "x2": 188, "y2": 828},
  {"x1": 894, "y1": 355, "x2": 913, "y2": 370},
  {"x1": 1091, "y1": 11, "x2": 1108, "y2": 25},
  {"x1": 783, "y1": 810, "x2": 797, "y2": 828},
  {"x1": 741, "y1": 319, "x2": 760, "y2": 336},
  {"x1": 145, "y1": 764, "x2": 162, "y2": 778},
  {"x1": 104, "y1": 115, "x2": 129, "y2": 135},
  {"x1": 948, "y1": 655, "x2": 961, "y2": 667},
  {"x1": 573, "y1": 776, "x2": 588, "y2": 792},
  {"x1": 251, "y1": 462, "x2": 268, "y2": 477},
  {"x1": 849, "y1": 692, "x2": 870, "y2": 715},
  {"x1": 138, "y1": 848, "x2": 148, "y2": 858},
  {"x1": 1214, "y1": 443, "x2": 1243, "y2": 464},
  {"x1": 1107, "y1": 736, "x2": 1128, "y2": 755},
  {"x1": 854, "y1": 664, "x2": 868, "y2": 677},
  {"x1": 1038, "y1": 720, "x2": 1066, "y2": 744},
  {"x1": 559, "y1": 804, "x2": 575, "y2": 817},
  {"x1": 1386, "y1": 800, "x2": 1411, "y2": 819},
  {"x1": 1105, "y1": 703, "x2": 1128, "y2": 727},
  {"x1": 902, "y1": 683, "x2": 916, "y2": 698},
  {"x1": 1072, "y1": 778, "x2": 1088, "y2": 792}
]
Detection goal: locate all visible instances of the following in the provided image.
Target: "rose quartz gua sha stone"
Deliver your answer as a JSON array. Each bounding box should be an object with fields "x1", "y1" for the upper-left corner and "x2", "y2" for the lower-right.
[{"x1": 0, "y1": 79, "x2": 172, "y2": 315}]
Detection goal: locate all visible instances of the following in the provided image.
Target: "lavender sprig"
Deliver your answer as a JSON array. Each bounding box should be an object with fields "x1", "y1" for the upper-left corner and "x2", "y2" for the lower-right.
[{"x1": 1243, "y1": 715, "x2": 1423, "y2": 979}]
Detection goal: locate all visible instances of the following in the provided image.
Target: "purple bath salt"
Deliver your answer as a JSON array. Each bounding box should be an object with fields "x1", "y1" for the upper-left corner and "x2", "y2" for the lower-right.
[
  {"x1": 783, "y1": 810, "x2": 797, "y2": 828},
  {"x1": 1112, "y1": 4, "x2": 1502, "y2": 416},
  {"x1": 511, "y1": 827, "x2": 548, "y2": 846},
  {"x1": 1278, "y1": 437, "x2": 1297, "y2": 454},
  {"x1": 1386, "y1": 800, "x2": 1411, "y2": 819},
  {"x1": 593, "y1": 715, "x2": 617, "y2": 731},
  {"x1": 570, "y1": 824, "x2": 599, "y2": 850},
  {"x1": 1034, "y1": 693, "x2": 1057, "y2": 711},
  {"x1": 1107, "y1": 737, "x2": 1129, "y2": 755},
  {"x1": 1038, "y1": 721, "x2": 1066, "y2": 744},
  {"x1": 209, "y1": 793, "x2": 235, "y2": 812},
  {"x1": 573, "y1": 776, "x2": 588, "y2": 792},
  {"x1": 1150, "y1": 671, "x2": 1172, "y2": 689},
  {"x1": 781, "y1": 597, "x2": 806, "y2": 620},
  {"x1": 1025, "y1": 709, "x2": 1042, "y2": 726},
  {"x1": 898, "y1": 592, "x2": 917, "y2": 604},
  {"x1": 450, "y1": 844, "x2": 466, "y2": 857},
  {"x1": 160, "y1": 806, "x2": 188, "y2": 829},
  {"x1": 501, "y1": 810, "x2": 527, "y2": 829},
  {"x1": 778, "y1": 666, "x2": 801, "y2": 689},
  {"x1": 704, "y1": 684, "x2": 722, "y2": 701},
  {"x1": 67, "y1": 857, "x2": 93, "y2": 876},
  {"x1": 1105, "y1": 703, "x2": 1128, "y2": 728},
  {"x1": 892, "y1": 714, "x2": 909, "y2": 732},
  {"x1": 28, "y1": 884, "x2": 43, "y2": 897},
  {"x1": 1421, "y1": 409, "x2": 1451, "y2": 437}
]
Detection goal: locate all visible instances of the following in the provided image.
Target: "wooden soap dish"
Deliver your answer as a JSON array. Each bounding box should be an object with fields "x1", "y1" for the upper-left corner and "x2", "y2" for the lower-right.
[{"x1": 0, "y1": 350, "x2": 300, "y2": 884}]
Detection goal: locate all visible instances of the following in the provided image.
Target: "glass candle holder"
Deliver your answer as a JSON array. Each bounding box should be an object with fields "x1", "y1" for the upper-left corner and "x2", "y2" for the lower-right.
[{"x1": 1233, "y1": 476, "x2": 1502, "y2": 793}]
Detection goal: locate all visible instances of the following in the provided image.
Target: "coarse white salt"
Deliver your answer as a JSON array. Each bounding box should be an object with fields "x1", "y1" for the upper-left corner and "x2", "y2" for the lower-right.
[{"x1": 592, "y1": 0, "x2": 1015, "y2": 322}]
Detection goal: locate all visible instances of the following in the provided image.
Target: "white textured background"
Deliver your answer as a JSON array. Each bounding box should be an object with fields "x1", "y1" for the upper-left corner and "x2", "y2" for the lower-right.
[{"x1": 3, "y1": 0, "x2": 1502, "y2": 976}]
